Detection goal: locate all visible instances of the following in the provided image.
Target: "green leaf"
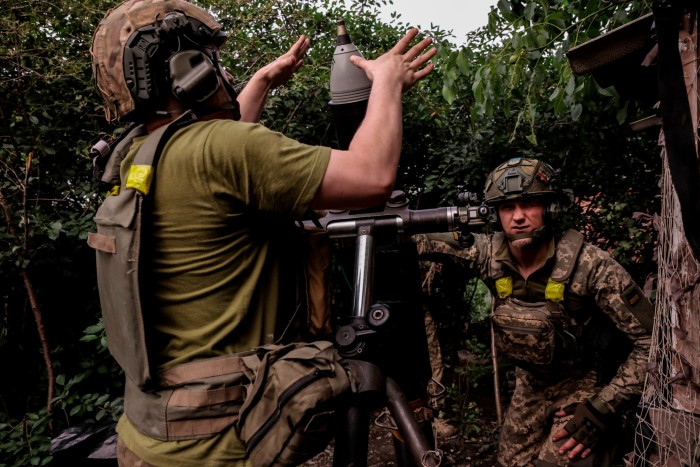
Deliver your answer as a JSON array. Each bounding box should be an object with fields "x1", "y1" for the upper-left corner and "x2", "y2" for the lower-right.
[
  {"x1": 597, "y1": 85, "x2": 615, "y2": 97},
  {"x1": 548, "y1": 87, "x2": 561, "y2": 102},
  {"x1": 570, "y1": 103, "x2": 583, "y2": 121},
  {"x1": 84, "y1": 324, "x2": 103, "y2": 334},
  {"x1": 512, "y1": 31, "x2": 521, "y2": 50},
  {"x1": 616, "y1": 101, "x2": 629, "y2": 124},
  {"x1": 524, "y1": 2, "x2": 536, "y2": 21},
  {"x1": 442, "y1": 83, "x2": 457, "y2": 105},
  {"x1": 487, "y1": 11, "x2": 497, "y2": 35},
  {"x1": 527, "y1": 50, "x2": 541, "y2": 60},
  {"x1": 456, "y1": 49, "x2": 470, "y2": 74},
  {"x1": 497, "y1": 0, "x2": 513, "y2": 19},
  {"x1": 565, "y1": 75, "x2": 576, "y2": 96}
]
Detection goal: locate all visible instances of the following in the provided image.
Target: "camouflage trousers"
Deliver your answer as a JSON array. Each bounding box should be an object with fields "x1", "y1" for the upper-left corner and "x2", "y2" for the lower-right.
[{"x1": 497, "y1": 367, "x2": 616, "y2": 467}]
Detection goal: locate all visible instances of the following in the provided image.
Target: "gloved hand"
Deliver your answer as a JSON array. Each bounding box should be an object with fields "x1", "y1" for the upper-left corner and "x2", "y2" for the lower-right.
[{"x1": 561, "y1": 396, "x2": 616, "y2": 450}]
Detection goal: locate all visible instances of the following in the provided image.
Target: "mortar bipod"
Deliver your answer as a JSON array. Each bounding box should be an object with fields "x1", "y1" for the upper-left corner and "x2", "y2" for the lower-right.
[{"x1": 332, "y1": 219, "x2": 442, "y2": 467}]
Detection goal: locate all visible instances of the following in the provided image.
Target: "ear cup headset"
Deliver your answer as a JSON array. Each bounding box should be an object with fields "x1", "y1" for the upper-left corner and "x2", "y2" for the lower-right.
[
  {"x1": 168, "y1": 49, "x2": 219, "y2": 102},
  {"x1": 122, "y1": 10, "x2": 241, "y2": 120}
]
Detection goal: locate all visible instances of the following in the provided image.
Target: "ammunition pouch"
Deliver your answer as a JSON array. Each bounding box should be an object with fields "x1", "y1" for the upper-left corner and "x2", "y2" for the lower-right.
[
  {"x1": 491, "y1": 297, "x2": 578, "y2": 366},
  {"x1": 124, "y1": 351, "x2": 256, "y2": 440},
  {"x1": 236, "y1": 341, "x2": 351, "y2": 466},
  {"x1": 123, "y1": 339, "x2": 352, "y2": 462}
]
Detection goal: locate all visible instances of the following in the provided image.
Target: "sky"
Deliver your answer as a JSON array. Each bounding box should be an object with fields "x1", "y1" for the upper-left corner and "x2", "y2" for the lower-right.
[{"x1": 375, "y1": 0, "x2": 496, "y2": 44}]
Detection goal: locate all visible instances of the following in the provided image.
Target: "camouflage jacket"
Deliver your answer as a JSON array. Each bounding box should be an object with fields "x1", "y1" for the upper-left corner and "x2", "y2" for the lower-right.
[{"x1": 413, "y1": 230, "x2": 653, "y2": 412}]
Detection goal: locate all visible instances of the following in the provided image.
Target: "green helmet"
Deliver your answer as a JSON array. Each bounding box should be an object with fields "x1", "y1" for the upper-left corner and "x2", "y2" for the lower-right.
[{"x1": 483, "y1": 157, "x2": 560, "y2": 205}]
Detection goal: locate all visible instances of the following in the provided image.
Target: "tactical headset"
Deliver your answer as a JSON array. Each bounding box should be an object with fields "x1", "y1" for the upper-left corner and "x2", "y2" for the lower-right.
[{"x1": 122, "y1": 11, "x2": 240, "y2": 120}]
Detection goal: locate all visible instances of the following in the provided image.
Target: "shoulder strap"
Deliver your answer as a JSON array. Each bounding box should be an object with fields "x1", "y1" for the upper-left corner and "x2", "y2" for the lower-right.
[
  {"x1": 96, "y1": 124, "x2": 147, "y2": 187},
  {"x1": 544, "y1": 229, "x2": 584, "y2": 303},
  {"x1": 550, "y1": 229, "x2": 584, "y2": 283},
  {"x1": 89, "y1": 111, "x2": 198, "y2": 389},
  {"x1": 487, "y1": 231, "x2": 507, "y2": 281},
  {"x1": 134, "y1": 111, "x2": 198, "y2": 167},
  {"x1": 124, "y1": 111, "x2": 198, "y2": 195}
]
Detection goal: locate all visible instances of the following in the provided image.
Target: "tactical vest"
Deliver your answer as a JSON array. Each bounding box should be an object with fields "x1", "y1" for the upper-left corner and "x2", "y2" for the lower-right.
[
  {"x1": 487, "y1": 230, "x2": 587, "y2": 369},
  {"x1": 87, "y1": 112, "x2": 256, "y2": 440},
  {"x1": 87, "y1": 114, "x2": 345, "y2": 447}
]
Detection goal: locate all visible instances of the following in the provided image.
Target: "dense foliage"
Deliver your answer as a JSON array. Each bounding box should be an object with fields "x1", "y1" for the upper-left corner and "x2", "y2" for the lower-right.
[{"x1": 0, "y1": 0, "x2": 660, "y2": 464}]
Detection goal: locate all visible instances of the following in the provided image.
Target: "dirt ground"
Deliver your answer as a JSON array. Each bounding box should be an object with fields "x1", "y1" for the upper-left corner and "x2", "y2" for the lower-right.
[
  {"x1": 303, "y1": 410, "x2": 500, "y2": 467},
  {"x1": 303, "y1": 355, "x2": 503, "y2": 467}
]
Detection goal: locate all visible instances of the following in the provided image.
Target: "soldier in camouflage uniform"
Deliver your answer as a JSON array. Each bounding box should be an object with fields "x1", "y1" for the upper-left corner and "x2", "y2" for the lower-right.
[{"x1": 413, "y1": 158, "x2": 653, "y2": 466}]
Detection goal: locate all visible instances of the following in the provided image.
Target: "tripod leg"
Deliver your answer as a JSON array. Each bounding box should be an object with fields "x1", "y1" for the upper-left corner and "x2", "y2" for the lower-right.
[
  {"x1": 333, "y1": 403, "x2": 370, "y2": 467},
  {"x1": 386, "y1": 377, "x2": 443, "y2": 467},
  {"x1": 391, "y1": 408, "x2": 435, "y2": 467},
  {"x1": 333, "y1": 360, "x2": 385, "y2": 467}
]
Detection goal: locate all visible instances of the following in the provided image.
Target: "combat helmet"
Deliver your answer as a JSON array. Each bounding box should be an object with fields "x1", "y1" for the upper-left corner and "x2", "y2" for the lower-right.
[
  {"x1": 484, "y1": 157, "x2": 571, "y2": 231},
  {"x1": 91, "y1": 0, "x2": 239, "y2": 122}
]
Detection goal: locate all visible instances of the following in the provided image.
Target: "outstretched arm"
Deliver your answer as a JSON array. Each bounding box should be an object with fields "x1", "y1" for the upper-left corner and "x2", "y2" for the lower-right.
[
  {"x1": 311, "y1": 29, "x2": 436, "y2": 210},
  {"x1": 237, "y1": 35, "x2": 311, "y2": 122}
]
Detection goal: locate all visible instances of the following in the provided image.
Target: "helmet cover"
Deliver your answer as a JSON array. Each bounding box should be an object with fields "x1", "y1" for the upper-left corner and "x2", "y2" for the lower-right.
[
  {"x1": 91, "y1": 0, "x2": 224, "y2": 122},
  {"x1": 483, "y1": 157, "x2": 560, "y2": 205}
]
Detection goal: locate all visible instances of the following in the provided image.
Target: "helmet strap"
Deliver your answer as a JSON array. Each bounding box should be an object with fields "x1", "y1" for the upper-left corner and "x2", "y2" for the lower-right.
[
  {"x1": 217, "y1": 86, "x2": 241, "y2": 121},
  {"x1": 209, "y1": 49, "x2": 241, "y2": 120}
]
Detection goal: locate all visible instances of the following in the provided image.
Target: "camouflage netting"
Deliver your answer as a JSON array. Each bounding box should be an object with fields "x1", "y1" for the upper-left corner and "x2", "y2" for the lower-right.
[
  {"x1": 633, "y1": 154, "x2": 700, "y2": 467},
  {"x1": 632, "y1": 16, "x2": 700, "y2": 467}
]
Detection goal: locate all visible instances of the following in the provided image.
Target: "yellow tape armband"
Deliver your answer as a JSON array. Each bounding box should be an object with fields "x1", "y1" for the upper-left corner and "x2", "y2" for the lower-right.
[
  {"x1": 495, "y1": 276, "x2": 512, "y2": 299},
  {"x1": 545, "y1": 278, "x2": 565, "y2": 302},
  {"x1": 125, "y1": 165, "x2": 154, "y2": 195},
  {"x1": 108, "y1": 185, "x2": 120, "y2": 196}
]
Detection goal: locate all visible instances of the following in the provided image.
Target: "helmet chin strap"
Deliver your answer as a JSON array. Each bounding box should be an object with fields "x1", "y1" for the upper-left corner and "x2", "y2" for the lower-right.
[
  {"x1": 505, "y1": 225, "x2": 549, "y2": 242},
  {"x1": 189, "y1": 78, "x2": 241, "y2": 121},
  {"x1": 207, "y1": 50, "x2": 242, "y2": 120},
  {"x1": 217, "y1": 81, "x2": 241, "y2": 121}
]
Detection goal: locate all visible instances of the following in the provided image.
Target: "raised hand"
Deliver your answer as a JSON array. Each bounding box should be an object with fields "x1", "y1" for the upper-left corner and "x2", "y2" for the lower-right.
[
  {"x1": 237, "y1": 35, "x2": 311, "y2": 122},
  {"x1": 349, "y1": 29, "x2": 436, "y2": 93},
  {"x1": 256, "y1": 35, "x2": 311, "y2": 90}
]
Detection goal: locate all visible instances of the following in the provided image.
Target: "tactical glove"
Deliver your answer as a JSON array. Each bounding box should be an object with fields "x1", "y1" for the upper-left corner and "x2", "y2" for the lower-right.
[{"x1": 562, "y1": 396, "x2": 616, "y2": 449}]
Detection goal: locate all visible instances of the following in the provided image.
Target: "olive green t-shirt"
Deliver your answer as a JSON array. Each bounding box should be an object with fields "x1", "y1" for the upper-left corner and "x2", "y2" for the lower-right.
[{"x1": 116, "y1": 119, "x2": 331, "y2": 466}]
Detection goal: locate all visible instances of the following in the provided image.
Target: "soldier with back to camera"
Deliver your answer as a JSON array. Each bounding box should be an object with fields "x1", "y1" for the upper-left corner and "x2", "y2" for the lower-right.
[
  {"x1": 88, "y1": 0, "x2": 436, "y2": 465},
  {"x1": 413, "y1": 157, "x2": 653, "y2": 466}
]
